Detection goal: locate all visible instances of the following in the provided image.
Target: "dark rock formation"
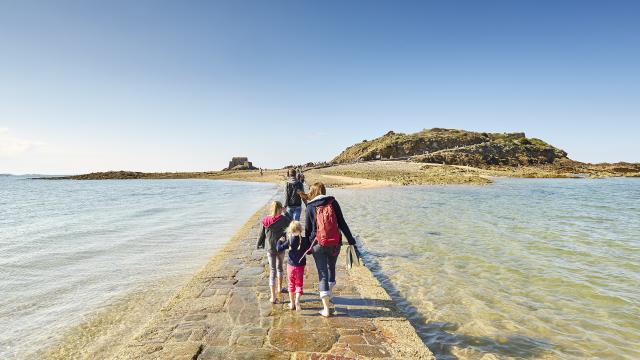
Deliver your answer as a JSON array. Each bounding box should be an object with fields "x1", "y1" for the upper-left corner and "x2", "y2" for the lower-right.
[
  {"x1": 60, "y1": 171, "x2": 148, "y2": 180},
  {"x1": 411, "y1": 140, "x2": 567, "y2": 166}
]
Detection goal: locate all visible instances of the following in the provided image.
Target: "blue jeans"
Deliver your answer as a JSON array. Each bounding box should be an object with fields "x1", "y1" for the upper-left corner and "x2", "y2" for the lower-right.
[
  {"x1": 286, "y1": 206, "x2": 302, "y2": 221},
  {"x1": 312, "y1": 244, "x2": 340, "y2": 298}
]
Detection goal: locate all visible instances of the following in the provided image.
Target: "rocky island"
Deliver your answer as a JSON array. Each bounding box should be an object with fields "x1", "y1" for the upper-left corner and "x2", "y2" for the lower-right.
[
  {"x1": 327, "y1": 128, "x2": 640, "y2": 182},
  {"x1": 42, "y1": 128, "x2": 640, "y2": 185}
]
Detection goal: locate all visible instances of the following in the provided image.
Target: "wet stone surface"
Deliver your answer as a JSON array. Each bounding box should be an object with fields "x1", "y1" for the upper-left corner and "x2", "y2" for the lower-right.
[{"x1": 115, "y1": 209, "x2": 433, "y2": 359}]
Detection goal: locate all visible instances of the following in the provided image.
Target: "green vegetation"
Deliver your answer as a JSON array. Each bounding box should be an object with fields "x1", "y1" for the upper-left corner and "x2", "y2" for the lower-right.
[{"x1": 332, "y1": 128, "x2": 568, "y2": 167}]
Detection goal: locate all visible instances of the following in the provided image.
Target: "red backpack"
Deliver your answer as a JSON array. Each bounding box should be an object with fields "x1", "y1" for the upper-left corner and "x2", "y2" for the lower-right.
[{"x1": 315, "y1": 199, "x2": 341, "y2": 247}]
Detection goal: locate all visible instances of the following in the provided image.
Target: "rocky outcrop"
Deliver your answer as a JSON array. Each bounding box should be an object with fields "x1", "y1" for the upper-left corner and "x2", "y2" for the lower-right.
[
  {"x1": 411, "y1": 139, "x2": 568, "y2": 166},
  {"x1": 52, "y1": 171, "x2": 148, "y2": 180},
  {"x1": 332, "y1": 128, "x2": 568, "y2": 167},
  {"x1": 554, "y1": 160, "x2": 640, "y2": 178}
]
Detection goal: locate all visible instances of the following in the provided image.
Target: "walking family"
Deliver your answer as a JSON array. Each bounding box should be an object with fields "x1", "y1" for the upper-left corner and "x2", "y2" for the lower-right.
[{"x1": 257, "y1": 171, "x2": 359, "y2": 317}]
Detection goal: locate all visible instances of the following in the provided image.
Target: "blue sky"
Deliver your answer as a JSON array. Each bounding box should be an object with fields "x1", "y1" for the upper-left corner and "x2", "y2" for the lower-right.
[{"x1": 1, "y1": 0, "x2": 638, "y2": 174}]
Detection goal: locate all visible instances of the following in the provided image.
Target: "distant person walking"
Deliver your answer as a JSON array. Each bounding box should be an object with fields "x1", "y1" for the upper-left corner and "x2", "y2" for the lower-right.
[
  {"x1": 256, "y1": 201, "x2": 292, "y2": 303},
  {"x1": 296, "y1": 168, "x2": 306, "y2": 184},
  {"x1": 284, "y1": 169, "x2": 304, "y2": 221},
  {"x1": 303, "y1": 182, "x2": 358, "y2": 317}
]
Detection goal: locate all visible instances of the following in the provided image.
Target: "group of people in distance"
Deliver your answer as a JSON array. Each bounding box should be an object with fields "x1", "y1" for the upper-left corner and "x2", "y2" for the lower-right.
[{"x1": 256, "y1": 168, "x2": 359, "y2": 317}]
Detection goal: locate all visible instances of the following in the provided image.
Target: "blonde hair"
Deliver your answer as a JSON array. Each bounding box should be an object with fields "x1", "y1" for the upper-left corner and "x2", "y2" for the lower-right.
[
  {"x1": 287, "y1": 221, "x2": 303, "y2": 250},
  {"x1": 287, "y1": 221, "x2": 302, "y2": 236},
  {"x1": 269, "y1": 201, "x2": 283, "y2": 216},
  {"x1": 307, "y1": 182, "x2": 326, "y2": 200}
]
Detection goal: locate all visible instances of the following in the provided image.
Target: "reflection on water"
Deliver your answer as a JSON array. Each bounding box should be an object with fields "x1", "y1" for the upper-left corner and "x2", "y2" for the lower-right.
[
  {"x1": 333, "y1": 178, "x2": 640, "y2": 360},
  {"x1": 0, "y1": 177, "x2": 276, "y2": 359}
]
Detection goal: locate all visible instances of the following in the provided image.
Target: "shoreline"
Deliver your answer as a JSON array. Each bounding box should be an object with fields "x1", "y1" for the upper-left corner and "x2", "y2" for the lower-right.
[
  {"x1": 36, "y1": 159, "x2": 640, "y2": 188},
  {"x1": 112, "y1": 203, "x2": 434, "y2": 359},
  {"x1": 40, "y1": 276, "x2": 188, "y2": 360},
  {"x1": 41, "y1": 205, "x2": 271, "y2": 360}
]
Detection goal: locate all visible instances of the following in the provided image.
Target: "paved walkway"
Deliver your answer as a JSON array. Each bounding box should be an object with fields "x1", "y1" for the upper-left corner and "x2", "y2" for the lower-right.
[{"x1": 116, "y1": 207, "x2": 433, "y2": 359}]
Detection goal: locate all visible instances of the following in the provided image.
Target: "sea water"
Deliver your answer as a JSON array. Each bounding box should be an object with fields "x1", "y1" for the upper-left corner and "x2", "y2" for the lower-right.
[
  {"x1": 0, "y1": 176, "x2": 276, "y2": 359},
  {"x1": 333, "y1": 178, "x2": 640, "y2": 360}
]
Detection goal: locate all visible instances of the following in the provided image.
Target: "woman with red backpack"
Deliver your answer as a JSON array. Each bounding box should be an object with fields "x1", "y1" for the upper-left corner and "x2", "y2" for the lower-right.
[{"x1": 303, "y1": 182, "x2": 359, "y2": 317}]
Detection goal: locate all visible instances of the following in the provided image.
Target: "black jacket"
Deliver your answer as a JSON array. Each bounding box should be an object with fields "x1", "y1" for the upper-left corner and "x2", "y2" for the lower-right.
[
  {"x1": 304, "y1": 195, "x2": 356, "y2": 246},
  {"x1": 284, "y1": 178, "x2": 304, "y2": 207},
  {"x1": 276, "y1": 235, "x2": 312, "y2": 266},
  {"x1": 256, "y1": 214, "x2": 292, "y2": 253}
]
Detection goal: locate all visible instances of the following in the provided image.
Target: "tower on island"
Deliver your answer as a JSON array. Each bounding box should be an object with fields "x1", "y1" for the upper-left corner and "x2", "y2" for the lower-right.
[{"x1": 224, "y1": 157, "x2": 257, "y2": 171}]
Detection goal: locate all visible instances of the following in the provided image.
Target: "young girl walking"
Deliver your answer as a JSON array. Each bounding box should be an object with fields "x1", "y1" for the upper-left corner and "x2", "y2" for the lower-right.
[
  {"x1": 256, "y1": 201, "x2": 291, "y2": 303},
  {"x1": 276, "y1": 221, "x2": 311, "y2": 311}
]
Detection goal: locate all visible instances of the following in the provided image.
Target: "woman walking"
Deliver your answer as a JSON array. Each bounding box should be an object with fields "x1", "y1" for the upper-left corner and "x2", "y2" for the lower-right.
[
  {"x1": 256, "y1": 201, "x2": 291, "y2": 303},
  {"x1": 303, "y1": 182, "x2": 358, "y2": 317}
]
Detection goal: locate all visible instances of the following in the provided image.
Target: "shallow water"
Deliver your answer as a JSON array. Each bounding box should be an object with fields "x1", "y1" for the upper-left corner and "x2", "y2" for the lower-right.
[
  {"x1": 0, "y1": 177, "x2": 276, "y2": 359},
  {"x1": 333, "y1": 178, "x2": 640, "y2": 360}
]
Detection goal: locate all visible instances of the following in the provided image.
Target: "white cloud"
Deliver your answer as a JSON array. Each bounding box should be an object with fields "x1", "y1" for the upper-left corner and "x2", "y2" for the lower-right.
[{"x1": 0, "y1": 128, "x2": 44, "y2": 156}]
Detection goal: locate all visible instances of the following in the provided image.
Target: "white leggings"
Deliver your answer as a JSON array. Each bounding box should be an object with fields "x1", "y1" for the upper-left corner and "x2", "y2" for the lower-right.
[{"x1": 267, "y1": 251, "x2": 285, "y2": 286}]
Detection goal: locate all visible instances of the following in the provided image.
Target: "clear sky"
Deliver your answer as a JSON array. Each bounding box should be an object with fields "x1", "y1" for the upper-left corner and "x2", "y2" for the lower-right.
[{"x1": 1, "y1": 0, "x2": 638, "y2": 174}]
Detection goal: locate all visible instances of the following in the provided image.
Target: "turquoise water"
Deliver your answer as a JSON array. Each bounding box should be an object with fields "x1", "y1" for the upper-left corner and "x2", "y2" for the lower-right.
[
  {"x1": 0, "y1": 177, "x2": 276, "y2": 359},
  {"x1": 333, "y1": 178, "x2": 640, "y2": 360}
]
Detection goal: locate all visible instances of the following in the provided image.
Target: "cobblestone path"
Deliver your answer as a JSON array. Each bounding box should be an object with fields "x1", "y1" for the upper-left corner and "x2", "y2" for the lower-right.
[{"x1": 116, "y1": 207, "x2": 433, "y2": 360}]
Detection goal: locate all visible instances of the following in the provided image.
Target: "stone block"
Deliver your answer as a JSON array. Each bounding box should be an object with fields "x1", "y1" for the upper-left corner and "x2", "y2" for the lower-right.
[
  {"x1": 327, "y1": 316, "x2": 376, "y2": 331},
  {"x1": 190, "y1": 328, "x2": 208, "y2": 341},
  {"x1": 171, "y1": 329, "x2": 192, "y2": 342},
  {"x1": 230, "y1": 349, "x2": 290, "y2": 360},
  {"x1": 269, "y1": 328, "x2": 339, "y2": 353},
  {"x1": 200, "y1": 288, "x2": 216, "y2": 297},
  {"x1": 338, "y1": 335, "x2": 366, "y2": 345},
  {"x1": 235, "y1": 335, "x2": 265, "y2": 347},
  {"x1": 184, "y1": 313, "x2": 207, "y2": 321},
  {"x1": 156, "y1": 342, "x2": 202, "y2": 360},
  {"x1": 236, "y1": 266, "x2": 264, "y2": 278},
  {"x1": 204, "y1": 327, "x2": 233, "y2": 347},
  {"x1": 198, "y1": 346, "x2": 230, "y2": 360},
  {"x1": 348, "y1": 344, "x2": 390, "y2": 358}
]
